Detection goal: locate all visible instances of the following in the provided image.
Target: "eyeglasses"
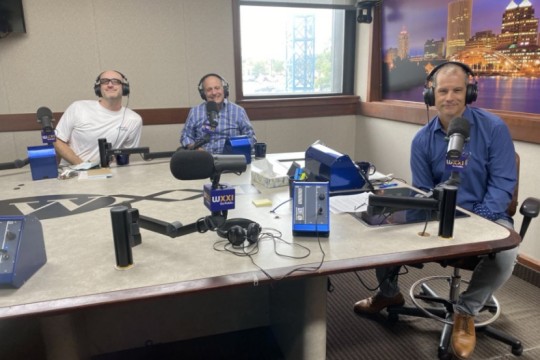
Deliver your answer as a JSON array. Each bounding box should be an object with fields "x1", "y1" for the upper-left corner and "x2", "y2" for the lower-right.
[{"x1": 98, "y1": 78, "x2": 123, "y2": 85}]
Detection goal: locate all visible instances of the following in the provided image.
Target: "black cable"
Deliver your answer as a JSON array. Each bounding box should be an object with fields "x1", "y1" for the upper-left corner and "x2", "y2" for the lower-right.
[
  {"x1": 269, "y1": 198, "x2": 292, "y2": 214},
  {"x1": 212, "y1": 225, "x2": 326, "y2": 282},
  {"x1": 112, "y1": 94, "x2": 129, "y2": 147}
]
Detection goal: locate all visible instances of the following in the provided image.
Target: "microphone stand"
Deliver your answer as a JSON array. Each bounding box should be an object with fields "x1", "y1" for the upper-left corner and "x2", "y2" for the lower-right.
[
  {"x1": 142, "y1": 151, "x2": 176, "y2": 160},
  {"x1": 367, "y1": 184, "x2": 458, "y2": 238},
  {"x1": 98, "y1": 138, "x2": 151, "y2": 167}
]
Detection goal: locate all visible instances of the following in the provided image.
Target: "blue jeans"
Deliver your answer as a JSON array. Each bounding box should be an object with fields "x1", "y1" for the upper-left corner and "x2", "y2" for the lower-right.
[{"x1": 375, "y1": 218, "x2": 518, "y2": 316}]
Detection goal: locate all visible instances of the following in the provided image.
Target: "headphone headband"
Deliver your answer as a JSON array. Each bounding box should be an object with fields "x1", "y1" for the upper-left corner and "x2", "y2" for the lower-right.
[
  {"x1": 94, "y1": 70, "x2": 130, "y2": 97},
  {"x1": 423, "y1": 61, "x2": 478, "y2": 106},
  {"x1": 198, "y1": 73, "x2": 230, "y2": 101}
]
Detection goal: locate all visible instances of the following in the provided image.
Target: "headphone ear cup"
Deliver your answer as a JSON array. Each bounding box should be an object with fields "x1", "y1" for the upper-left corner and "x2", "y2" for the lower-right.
[
  {"x1": 466, "y1": 83, "x2": 477, "y2": 104},
  {"x1": 122, "y1": 82, "x2": 130, "y2": 96},
  {"x1": 246, "y1": 222, "x2": 261, "y2": 244},
  {"x1": 423, "y1": 86, "x2": 435, "y2": 107},
  {"x1": 216, "y1": 218, "x2": 261, "y2": 246},
  {"x1": 94, "y1": 79, "x2": 102, "y2": 97},
  {"x1": 227, "y1": 225, "x2": 247, "y2": 246},
  {"x1": 223, "y1": 82, "x2": 229, "y2": 99},
  {"x1": 199, "y1": 86, "x2": 207, "y2": 101}
]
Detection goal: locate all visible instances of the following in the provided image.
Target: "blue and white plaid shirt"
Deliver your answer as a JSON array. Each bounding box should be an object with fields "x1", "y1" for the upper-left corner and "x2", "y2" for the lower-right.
[{"x1": 180, "y1": 100, "x2": 256, "y2": 154}]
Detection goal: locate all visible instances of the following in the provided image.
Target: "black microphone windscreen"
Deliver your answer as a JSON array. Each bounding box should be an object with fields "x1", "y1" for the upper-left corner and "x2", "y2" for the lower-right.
[
  {"x1": 447, "y1": 117, "x2": 470, "y2": 138},
  {"x1": 206, "y1": 101, "x2": 219, "y2": 127},
  {"x1": 37, "y1": 106, "x2": 53, "y2": 121},
  {"x1": 170, "y1": 150, "x2": 214, "y2": 180},
  {"x1": 206, "y1": 101, "x2": 219, "y2": 113}
]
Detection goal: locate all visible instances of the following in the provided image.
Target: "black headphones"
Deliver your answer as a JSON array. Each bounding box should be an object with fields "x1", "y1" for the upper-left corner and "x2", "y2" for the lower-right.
[
  {"x1": 198, "y1": 73, "x2": 230, "y2": 101},
  {"x1": 216, "y1": 218, "x2": 261, "y2": 246},
  {"x1": 423, "y1": 61, "x2": 477, "y2": 106},
  {"x1": 94, "y1": 71, "x2": 130, "y2": 97}
]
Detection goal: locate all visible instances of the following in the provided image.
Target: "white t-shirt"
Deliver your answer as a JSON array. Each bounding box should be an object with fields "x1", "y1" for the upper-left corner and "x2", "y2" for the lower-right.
[{"x1": 56, "y1": 100, "x2": 143, "y2": 164}]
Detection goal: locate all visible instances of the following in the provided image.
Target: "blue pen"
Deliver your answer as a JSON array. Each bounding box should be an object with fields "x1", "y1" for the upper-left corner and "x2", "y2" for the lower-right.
[{"x1": 379, "y1": 183, "x2": 398, "y2": 189}]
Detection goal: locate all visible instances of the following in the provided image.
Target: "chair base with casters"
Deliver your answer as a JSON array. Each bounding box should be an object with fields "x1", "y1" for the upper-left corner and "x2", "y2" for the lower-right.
[
  {"x1": 387, "y1": 267, "x2": 521, "y2": 360},
  {"x1": 387, "y1": 197, "x2": 539, "y2": 360}
]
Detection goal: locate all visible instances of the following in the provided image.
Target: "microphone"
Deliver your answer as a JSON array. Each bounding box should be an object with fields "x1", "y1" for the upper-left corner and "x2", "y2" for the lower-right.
[
  {"x1": 170, "y1": 150, "x2": 247, "y2": 212},
  {"x1": 170, "y1": 150, "x2": 247, "y2": 180},
  {"x1": 36, "y1": 106, "x2": 56, "y2": 144},
  {"x1": 0, "y1": 158, "x2": 29, "y2": 171},
  {"x1": 206, "y1": 101, "x2": 219, "y2": 127},
  {"x1": 446, "y1": 117, "x2": 470, "y2": 160},
  {"x1": 191, "y1": 101, "x2": 220, "y2": 150},
  {"x1": 445, "y1": 117, "x2": 470, "y2": 186}
]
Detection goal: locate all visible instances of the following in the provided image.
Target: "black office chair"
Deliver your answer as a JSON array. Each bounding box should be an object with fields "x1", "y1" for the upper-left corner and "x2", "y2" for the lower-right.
[{"x1": 387, "y1": 154, "x2": 540, "y2": 359}]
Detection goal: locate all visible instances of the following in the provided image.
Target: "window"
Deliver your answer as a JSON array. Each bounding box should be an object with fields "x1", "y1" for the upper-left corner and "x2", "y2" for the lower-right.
[{"x1": 234, "y1": 0, "x2": 357, "y2": 99}]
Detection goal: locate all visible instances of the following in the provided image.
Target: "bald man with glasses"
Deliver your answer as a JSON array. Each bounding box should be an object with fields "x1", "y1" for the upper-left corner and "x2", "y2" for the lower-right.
[{"x1": 54, "y1": 70, "x2": 142, "y2": 166}]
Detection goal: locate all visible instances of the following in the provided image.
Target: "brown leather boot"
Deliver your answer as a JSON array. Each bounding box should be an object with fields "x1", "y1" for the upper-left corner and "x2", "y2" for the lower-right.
[
  {"x1": 353, "y1": 293, "x2": 404, "y2": 315},
  {"x1": 451, "y1": 312, "x2": 476, "y2": 359}
]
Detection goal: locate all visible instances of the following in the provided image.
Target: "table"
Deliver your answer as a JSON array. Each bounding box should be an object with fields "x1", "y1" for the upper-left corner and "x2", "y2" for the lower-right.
[{"x1": 0, "y1": 154, "x2": 519, "y2": 359}]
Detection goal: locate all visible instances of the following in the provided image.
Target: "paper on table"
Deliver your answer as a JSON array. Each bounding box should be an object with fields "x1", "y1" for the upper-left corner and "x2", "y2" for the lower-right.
[
  {"x1": 78, "y1": 168, "x2": 112, "y2": 180},
  {"x1": 329, "y1": 192, "x2": 373, "y2": 214},
  {"x1": 369, "y1": 173, "x2": 393, "y2": 182}
]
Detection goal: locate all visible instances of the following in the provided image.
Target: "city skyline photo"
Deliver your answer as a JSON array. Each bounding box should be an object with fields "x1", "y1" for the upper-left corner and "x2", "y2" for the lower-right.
[{"x1": 382, "y1": 0, "x2": 540, "y2": 114}]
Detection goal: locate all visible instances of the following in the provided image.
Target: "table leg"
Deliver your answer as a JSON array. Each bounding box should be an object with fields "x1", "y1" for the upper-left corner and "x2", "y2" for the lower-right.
[{"x1": 269, "y1": 275, "x2": 327, "y2": 360}]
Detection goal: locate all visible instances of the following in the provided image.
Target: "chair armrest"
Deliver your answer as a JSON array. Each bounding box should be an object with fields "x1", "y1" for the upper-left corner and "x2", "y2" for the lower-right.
[
  {"x1": 520, "y1": 197, "x2": 540, "y2": 219},
  {"x1": 518, "y1": 197, "x2": 540, "y2": 240}
]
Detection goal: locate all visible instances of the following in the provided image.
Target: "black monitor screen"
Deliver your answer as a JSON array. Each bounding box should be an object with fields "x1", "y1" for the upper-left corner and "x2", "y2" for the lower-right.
[
  {"x1": 0, "y1": 0, "x2": 26, "y2": 35},
  {"x1": 351, "y1": 187, "x2": 469, "y2": 226}
]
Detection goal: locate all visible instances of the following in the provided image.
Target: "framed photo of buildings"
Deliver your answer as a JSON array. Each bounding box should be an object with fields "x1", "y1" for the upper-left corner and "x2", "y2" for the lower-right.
[{"x1": 382, "y1": 0, "x2": 540, "y2": 115}]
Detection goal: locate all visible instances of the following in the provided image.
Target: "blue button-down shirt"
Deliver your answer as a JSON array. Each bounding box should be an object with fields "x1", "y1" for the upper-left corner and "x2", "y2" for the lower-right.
[
  {"x1": 410, "y1": 106, "x2": 516, "y2": 223},
  {"x1": 180, "y1": 100, "x2": 256, "y2": 154}
]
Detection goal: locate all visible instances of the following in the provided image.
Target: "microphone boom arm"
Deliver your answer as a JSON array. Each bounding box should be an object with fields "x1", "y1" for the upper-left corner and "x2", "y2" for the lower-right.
[
  {"x1": 367, "y1": 185, "x2": 458, "y2": 238},
  {"x1": 137, "y1": 211, "x2": 227, "y2": 238}
]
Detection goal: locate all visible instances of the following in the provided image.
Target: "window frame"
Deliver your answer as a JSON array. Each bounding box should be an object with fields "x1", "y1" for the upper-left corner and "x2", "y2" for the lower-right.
[{"x1": 232, "y1": 0, "x2": 360, "y2": 119}]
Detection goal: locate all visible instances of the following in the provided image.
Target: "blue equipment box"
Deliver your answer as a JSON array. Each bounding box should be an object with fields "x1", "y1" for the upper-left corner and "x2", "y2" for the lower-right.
[
  {"x1": 27, "y1": 145, "x2": 57, "y2": 180},
  {"x1": 0, "y1": 215, "x2": 47, "y2": 288},
  {"x1": 304, "y1": 143, "x2": 364, "y2": 192},
  {"x1": 292, "y1": 181, "x2": 329, "y2": 237},
  {"x1": 223, "y1": 136, "x2": 251, "y2": 164}
]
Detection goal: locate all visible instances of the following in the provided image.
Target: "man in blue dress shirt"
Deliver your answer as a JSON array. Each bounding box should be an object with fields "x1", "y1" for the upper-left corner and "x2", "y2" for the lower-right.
[
  {"x1": 180, "y1": 73, "x2": 256, "y2": 154},
  {"x1": 354, "y1": 62, "x2": 517, "y2": 359}
]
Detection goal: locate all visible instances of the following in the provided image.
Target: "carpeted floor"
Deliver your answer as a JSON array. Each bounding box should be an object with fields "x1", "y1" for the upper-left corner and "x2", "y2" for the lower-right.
[
  {"x1": 94, "y1": 263, "x2": 540, "y2": 360},
  {"x1": 327, "y1": 263, "x2": 540, "y2": 360}
]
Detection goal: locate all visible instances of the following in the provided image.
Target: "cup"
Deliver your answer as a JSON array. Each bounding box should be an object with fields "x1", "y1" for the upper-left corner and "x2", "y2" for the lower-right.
[
  {"x1": 357, "y1": 161, "x2": 376, "y2": 176},
  {"x1": 254, "y1": 142, "x2": 267, "y2": 158},
  {"x1": 116, "y1": 154, "x2": 130, "y2": 166}
]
